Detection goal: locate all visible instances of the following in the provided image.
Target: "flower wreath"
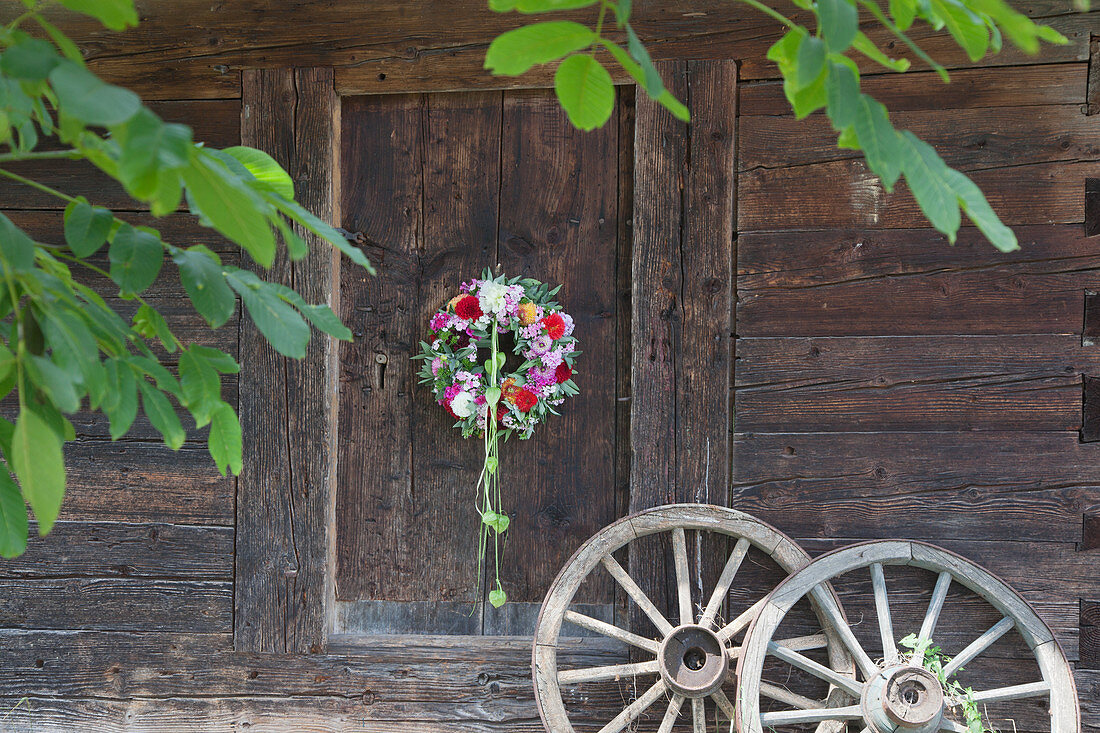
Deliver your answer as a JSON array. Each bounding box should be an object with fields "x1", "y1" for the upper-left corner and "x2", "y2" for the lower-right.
[
  {"x1": 414, "y1": 270, "x2": 580, "y2": 607},
  {"x1": 416, "y1": 271, "x2": 580, "y2": 439}
]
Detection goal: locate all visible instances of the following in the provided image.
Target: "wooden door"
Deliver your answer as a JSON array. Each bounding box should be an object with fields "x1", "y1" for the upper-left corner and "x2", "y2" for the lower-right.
[{"x1": 334, "y1": 89, "x2": 630, "y2": 635}]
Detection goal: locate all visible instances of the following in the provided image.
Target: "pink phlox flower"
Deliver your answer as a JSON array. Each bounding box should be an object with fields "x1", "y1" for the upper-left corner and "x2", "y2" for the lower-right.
[{"x1": 559, "y1": 312, "x2": 575, "y2": 337}]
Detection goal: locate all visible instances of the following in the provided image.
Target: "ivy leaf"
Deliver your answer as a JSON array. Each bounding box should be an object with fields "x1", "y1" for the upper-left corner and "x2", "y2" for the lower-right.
[
  {"x1": 554, "y1": 54, "x2": 615, "y2": 131},
  {"x1": 63, "y1": 200, "x2": 113, "y2": 257},
  {"x1": 0, "y1": 467, "x2": 27, "y2": 558},
  {"x1": 109, "y1": 224, "x2": 163, "y2": 295},
  {"x1": 138, "y1": 380, "x2": 185, "y2": 450},
  {"x1": 222, "y1": 146, "x2": 294, "y2": 201},
  {"x1": 208, "y1": 402, "x2": 242, "y2": 476},
  {"x1": 182, "y1": 152, "x2": 276, "y2": 268},
  {"x1": 173, "y1": 246, "x2": 236, "y2": 328},
  {"x1": 484, "y1": 21, "x2": 595, "y2": 76},
  {"x1": 226, "y1": 270, "x2": 310, "y2": 358},
  {"x1": 55, "y1": 0, "x2": 138, "y2": 30},
  {"x1": 818, "y1": 0, "x2": 859, "y2": 52},
  {"x1": 49, "y1": 60, "x2": 140, "y2": 126},
  {"x1": 10, "y1": 409, "x2": 66, "y2": 536}
]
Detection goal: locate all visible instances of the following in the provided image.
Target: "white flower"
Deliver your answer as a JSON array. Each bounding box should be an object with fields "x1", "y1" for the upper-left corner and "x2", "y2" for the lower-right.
[
  {"x1": 477, "y1": 280, "x2": 510, "y2": 316},
  {"x1": 450, "y1": 390, "x2": 477, "y2": 418}
]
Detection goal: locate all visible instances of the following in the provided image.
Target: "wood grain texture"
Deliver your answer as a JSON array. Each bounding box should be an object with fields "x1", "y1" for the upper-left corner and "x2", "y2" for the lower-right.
[
  {"x1": 235, "y1": 67, "x2": 342, "y2": 654},
  {"x1": 737, "y1": 225, "x2": 1100, "y2": 336},
  {"x1": 736, "y1": 335, "x2": 1095, "y2": 432},
  {"x1": 494, "y1": 89, "x2": 620, "y2": 607}
]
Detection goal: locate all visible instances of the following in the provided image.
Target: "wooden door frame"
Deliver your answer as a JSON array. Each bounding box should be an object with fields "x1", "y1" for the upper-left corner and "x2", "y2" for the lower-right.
[{"x1": 233, "y1": 62, "x2": 737, "y2": 655}]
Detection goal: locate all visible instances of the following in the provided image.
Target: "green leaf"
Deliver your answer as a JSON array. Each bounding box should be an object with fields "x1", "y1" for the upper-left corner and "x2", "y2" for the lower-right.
[
  {"x1": 899, "y1": 131, "x2": 962, "y2": 243},
  {"x1": 0, "y1": 212, "x2": 36, "y2": 273},
  {"x1": 625, "y1": 26, "x2": 662, "y2": 97},
  {"x1": 269, "y1": 283, "x2": 353, "y2": 341},
  {"x1": 787, "y1": 65, "x2": 827, "y2": 119},
  {"x1": 180, "y1": 347, "x2": 221, "y2": 427},
  {"x1": 0, "y1": 467, "x2": 27, "y2": 558},
  {"x1": 512, "y1": 0, "x2": 598, "y2": 11},
  {"x1": 853, "y1": 95, "x2": 902, "y2": 190},
  {"x1": 132, "y1": 304, "x2": 177, "y2": 353},
  {"x1": 482, "y1": 511, "x2": 510, "y2": 534},
  {"x1": 208, "y1": 402, "x2": 242, "y2": 476},
  {"x1": 104, "y1": 361, "x2": 138, "y2": 439},
  {"x1": 33, "y1": 16, "x2": 85, "y2": 64},
  {"x1": 63, "y1": 200, "x2": 113, "y2": 257},
  {"x1": 56, "y1": 0, "x2": 138, "y2": 30},
  {"x1": 173, "y1": 246, "x2": 236, "y2": 328},
  {"x1": 138, "y1": 380, "x2": 185, "y2": 450},
  {"x1": 222, "y1": 146, "x2": 294, "y2": 200},
  {"x1": 49, "y1": 61, "x2": 140, "y2": 126},
  {"x1": 109, "y1": 224, "x2": 164, "y2": 294},
  {"x1": 485, "y1": 386, "x2": 501, "y2": 405},
  {"x1": 818, "y1": 0, "x2": 859, "y2": 52},
  {"x1": 190, "y1": 345, "x2": 240, "y2": 374},
  {"x1": 554, "y1": 54, "x2": 615, "y2": 131},
  {"x1": 270, "y1": 198, "x2": 375, "y2": 272},
  {"x1": 10, "y1": 409, "x2": 65, "y2": 536},
  {"x1": 825, "y1": 59, "x2": 861, "y2": 130},
  {"x1": 851, "y1": 32, "x2": 913, "y2": 73},
  {"x1": 943, "y1": 168, "x2": 1018, "y2": 252},
  {"x1": 25, "y1": 355, "x2": 81, "y2": 414},
  {"x1": 1, "y1": 38, "x2": 60, "y2": 81},
  {"x1": 112, "y1": 108, "x2": 194, "y2": 202},
  {"x1": 795, "y1": 35, "x2": 826, "y2": 89},
  {"x1": 601, "y1": 41, "x2": 689, "y2": 121},
  {"x1": 41, "y1": 309, "x2": 102, "y2": 405},
  {"x1": 484, "y1": 21, "x2": 595, "y2": 76},
  {"x1": 182, "y1": 153, "x2": 276, "y2": 268},
  {"x1": 932, "y1": 0, "x2": 989, "y2": 61},
  {"x1": 890, "y1": 0, "x2": 918, "y2": 29},
  {"x1": 488, "y1": 587, "x2": 507, "y2": 607},
  {"x1": 226, "y1": 270, "x2": 310, "y2": 358}
]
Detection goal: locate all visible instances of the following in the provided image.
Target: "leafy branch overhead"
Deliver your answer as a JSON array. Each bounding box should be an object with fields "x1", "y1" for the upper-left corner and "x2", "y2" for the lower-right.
[
  {"x1": 0, "y1": 0, "x2": 373, "y2": 558},
  {"x1": 484, "y1": 0, "x2": 1090, "y2": 252}
]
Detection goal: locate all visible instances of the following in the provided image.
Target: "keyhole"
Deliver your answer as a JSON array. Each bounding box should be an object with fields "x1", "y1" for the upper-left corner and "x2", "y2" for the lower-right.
[
  {"x1": 683, "y1": 647, "x2": 707, "y2": 671},
  {"x1": 374, "y1": 353, "x2": 387, "y2": 390}
]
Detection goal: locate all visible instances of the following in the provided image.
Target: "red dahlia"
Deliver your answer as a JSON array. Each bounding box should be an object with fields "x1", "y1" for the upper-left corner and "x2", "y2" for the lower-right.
[
  {"x1": 455, "y1": 295, "x2": 483, "y2": 320},
  {"x1": 542, "y1": 312, "x2": 565, "y2": 340},
  {"x1": 554, "y1": 363, "x2": 572, "y2": 384},
  {"x1": 514, "y1": 388, "x2": 537, "y2": 413}
]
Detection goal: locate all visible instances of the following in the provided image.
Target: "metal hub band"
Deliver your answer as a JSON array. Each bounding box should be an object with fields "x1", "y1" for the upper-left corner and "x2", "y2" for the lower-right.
[{"x1": 658, "y1": 624, "x2": 730, "y2": 698}]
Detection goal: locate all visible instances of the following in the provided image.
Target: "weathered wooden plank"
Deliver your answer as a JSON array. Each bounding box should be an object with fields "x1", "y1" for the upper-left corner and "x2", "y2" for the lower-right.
[
  {"x1": 236, "y1": 67, "x2": 342, "y2": 654},
  {"x1": 1084, "y1": 375, "x2": 1100, "y2": 441},
  {"x1": 493, "y1": 88, "x2": 620, "y2": 608},
  {"x1": 406, "y1": 91, "x2": 498, "y2": 616},
  {"x1": 1087, "y1": 176, "x2": 1100, "y2": 236},
  {"x1": 0, "y1": 100, "x2": 241, "y2": 209},
  {"x1": 731, "y1": 432, "x2": 1100, "y2": 543},
  {"x1": 740, "y1": 104, "x2": 1099, "y2": 173},
  {"x1": 1088, "y1": 34, "x2": 1100, "y2": 116},
  {"x1": 334, "y1": 93, "x2": 423, "y2": 604},
  {"x1": 735, "y1": 335, "x2": 1096, "y2": 432},
  {"x1": 0, "y1": 579, "x2": 231, "y2": 632},
  {"x1": 736, "y1": 225, "x2": 1100, "y2": 336},
  {"x1": 62, "y1": 442, "x2": 235, "y2": 525},
  {"x1": 738, "y1": 158, "x2": 1100, "y2": 231},
  {"x1": 739, "y1": 64, "x2": 1089, "y2": 116},
  {"x1": 0, "y1": 522, "x2": 232, "y2": 580}
]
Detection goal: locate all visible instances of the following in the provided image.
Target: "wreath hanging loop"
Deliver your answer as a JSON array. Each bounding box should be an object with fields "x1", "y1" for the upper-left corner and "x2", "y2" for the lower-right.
[{"x1": 415, "y1": 270, "x2": 580, "y2": 607}]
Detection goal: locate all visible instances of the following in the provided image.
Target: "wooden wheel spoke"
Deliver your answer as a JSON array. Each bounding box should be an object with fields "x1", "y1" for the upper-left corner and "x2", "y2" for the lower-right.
[
  {"x1": 942, "y1": 617, "x2": 1015, "y2": 679},
  {"x1": 557, "y1": 660, "x2": 661, "y2": 685},
  {"x1": 915, "y1": 571, "x2": 953, "y2": 652},
  {"x1": 657, "y1": 694, "x2": 686, "y2": 733},
  {"x1": 760, "y1": 681, "x2": 825, "y2": 710},
  {"x1": 601, "y1": 555, "x2": 674, "y2": 636},
  {"x1": 597, "y1": 678, "x2": 668, "y2": 733},
  {"x1": 717, "y1": 597, "x2": 766, "y2": 642},
  {"x1": 970, "y1": 681, "x2": 1050, "y2": 704},
  {"x1": 768, "y1": 641, "x2": 864, "y2": 697},
  {"x1": 729, "y1": 633, "x2": 828, "y2": 661},
  {"x1": 692, "y1": 697, "x2": 706, "y2": 733},
  {"x1": 711, "y1": 689, "x2": 736, "y2": 719},
  {"x1": 701, "y1": 537, "x2": 751, "y2": 628},
  {"x1": 563, "y1": 610, "x2": 660, "y2": 653},
  {"x1": 940, "y1": 720, "x2": 969, "y2": 733},
  {"x1": 672, "y1": 527, "x2": 693, "y2": 625},
  {"x1": 870, "y1": 562, "x2": 898, "y2": 665},
  {"x1": 759, "y1": 704, "x2": 864, "y2": 726},
  {"x1": 810, "y1": 584, "x2": 879, "y2": 679}
]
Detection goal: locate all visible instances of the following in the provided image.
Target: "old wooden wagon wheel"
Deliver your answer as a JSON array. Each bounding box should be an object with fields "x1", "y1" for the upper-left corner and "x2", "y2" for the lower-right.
[
  {"x1": 533, "y1": 504, "x2": 852, "y2": 733},
  {"x1": 737, "y1": 541, "x2": 1079, "y2": 733}
]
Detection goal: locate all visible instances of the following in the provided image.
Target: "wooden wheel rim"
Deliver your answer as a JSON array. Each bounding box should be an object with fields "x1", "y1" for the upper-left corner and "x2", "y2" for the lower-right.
[
  {"x1": 736, "y1": 540, "x2": 1080, "y2": 733},
  {"x1": 532, "y1": 503, "x2": 851, "y2": 733}
]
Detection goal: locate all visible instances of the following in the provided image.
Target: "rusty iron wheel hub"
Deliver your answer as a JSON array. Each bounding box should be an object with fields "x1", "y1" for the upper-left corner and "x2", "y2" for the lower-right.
[
  {"x1": 658, "y1": 624, "x2": 730, "y2": 698},
  {"x1": 862, "y1": 665, "x2": 945, "y2": 733}
]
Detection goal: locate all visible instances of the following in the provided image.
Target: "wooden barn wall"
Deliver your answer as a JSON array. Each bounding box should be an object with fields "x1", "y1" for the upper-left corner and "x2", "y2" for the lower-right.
[{"x1": 0, "y1": 0, "x2": 1097, "y2": 730}]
